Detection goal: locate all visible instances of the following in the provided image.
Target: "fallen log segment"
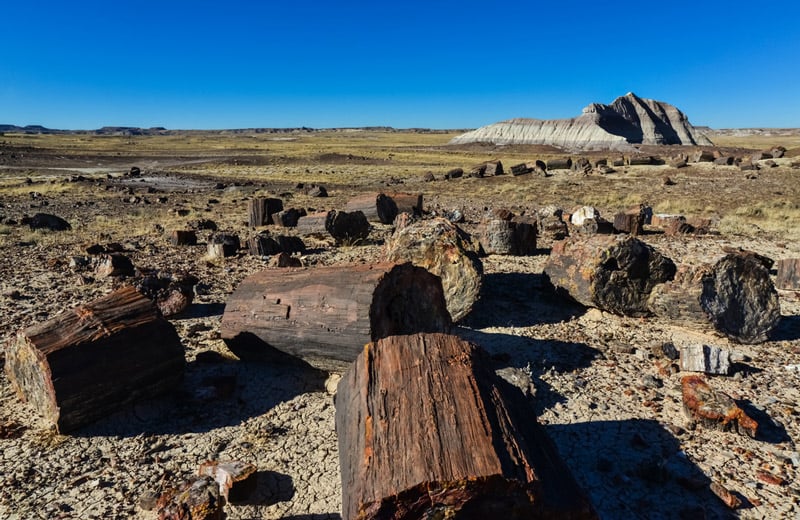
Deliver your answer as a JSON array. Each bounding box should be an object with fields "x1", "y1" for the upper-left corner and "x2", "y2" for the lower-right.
[
  {"x1": 478, "y1": 216, "x2": 537, "y2": 256},
  {"x1": 544, "y1": 235, "x2": 676, "y2": 317},
  {"x1": 4, "y1": 286, "x2": 184, "y2": 433},
  {"x1": 220, "y1": 263, "x2": 451, "y2": 372},
  {"x1": 776, "y1": 258, "x2": 800, "y2": 290},
  {"x1": 383, "y1": 217, "x2": 482, "y2": 322},
  {"x1": 248, "y1": 197, "x2": 283, "y2": 227},
  {"x1": 345, "y1": 193, "x2": 423, "y2": 224},
  {"x1": 648, "y1": 251, "x2": 780, "y2": 343},
  {"x1": 295, "y1": 210, "x2": 370, "y2": 243},
  {"x1": 336, "y1": 333, "x2": 596, "y2": 520}
]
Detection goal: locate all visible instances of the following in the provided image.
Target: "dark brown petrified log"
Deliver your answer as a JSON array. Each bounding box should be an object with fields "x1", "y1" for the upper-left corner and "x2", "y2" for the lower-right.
[
  {"x1": 383, "y1": 218, "x2": 482, "y2": 322},
  {"x1": 247, "y1": 197, "x2": 283, "y2": 227},
  {"x1": 648, "y1": 251, "x2": 780, "y2": 343},
  {"x1": 4, "y1": 286, "x2": 184, "y2": 433},
  {"x1": 335, "y1": 333, "x2": 597, "y2": 520},
  {"x1": 220, "y1": 263, "x2": 451, "y2": 372},
  {"x1": 544, "y1": 235, "x2": 676, "y2": 316},
  {"x1": 345, "y1": 193, "x2": 423, "y2": 224}
]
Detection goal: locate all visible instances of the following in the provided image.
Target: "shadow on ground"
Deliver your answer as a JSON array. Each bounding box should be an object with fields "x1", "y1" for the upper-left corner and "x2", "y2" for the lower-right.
[
  {"x1": 77, "y1": 354, "x2": 327, "y2": 437},
  {"x1": 772, "y1": 314, "x2": 800, "y2": 341},
  {"x1": 460, "y1": 272, "x2": 585, "y2": 329}
]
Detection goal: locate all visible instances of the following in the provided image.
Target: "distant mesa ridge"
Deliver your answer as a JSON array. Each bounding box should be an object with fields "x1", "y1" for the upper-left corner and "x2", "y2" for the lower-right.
[{"x1": 449, "y1": 92, "x2": 713, "y2": 150}]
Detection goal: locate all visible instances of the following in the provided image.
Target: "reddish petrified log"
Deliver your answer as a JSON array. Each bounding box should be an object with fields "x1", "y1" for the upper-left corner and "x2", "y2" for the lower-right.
[
  {"x1": 4, "y1": 286, "x2": 184, "y2": 433},
  {"x1": 544, "y1": 235, "x2": 676, "y2": 317},
  {"x1": 681, "y1": 375, "x2": 757, "y2": 437},
  {"x1": 220, "y1": 263, "x2": 451, "y2": 371},
  {"x1": 336, "y1": 333, "x2": 596, "y2": 520}
]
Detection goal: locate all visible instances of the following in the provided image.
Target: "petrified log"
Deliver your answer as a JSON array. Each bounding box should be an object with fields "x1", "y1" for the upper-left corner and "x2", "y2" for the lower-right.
[
  {"x1": 544, "y1": 235, "x2": 676, "y2": 317},
  {"x1": 198, "y1": 460, "x2": 258, "y2": 503},
  {"x1": 626, "y1": 155, "x2": 653, "y2": 166},
  {"x1": 248, "y1": 197, "x2": 283, "y2": 227},
  {"x1": 714, "y1": 156, "x2": 735, "y2": 166},
  {"x1": 207, "y1": 233, "x2": 240, "y2": 258},
  {"x1": 648, "y1": 252, "x2": 780, "y2": 343},
  {"x1": 383, "y1": 218, "x2": 483, "y2": 322},
  {"x1": 681, "y1": 375, "x2": 757, "y2": 437},
  {"x1": 692, "y1": 150, "x2": 715, "y2": 163},
  {"x1": 346, "y1": 193, "x2": 423, "y2": 224},
  {"x1": 776, "y1": 258, "x2": 800, "y2": 290},
  {"x1": 478, "y1": 217, "x2": 537, "y2": 256},
  {"x1": 510, "y1": 163, "x2": 532, "y2": 176},
  {"x1": 327, "y1": 210, "x2": 370, "y2": 243},
  {"x1": 572, "y1": 157, "x2": 592, "y2": 172},
  {"x1": 546, "y1": 157, "x2": 572, "y2": 170},
  {"x1": 679, "y1": 344, "x2": 731, "y2": 375},
  {"x1": 95, "y1": 253, "x2": 135, "y2": 278},
  {"x1": 613, "y1": 212, "x2": 643, "y2": 236},
  {"x1": 156, "y1": 476, "x2": 223, "y2": 520},
  {"x1": 220, "y1": 263, "x2": 452, "y2": 371},
  {"x1": 4, "y1": 286, "x2": 184, "y2": 433},
  {"x1": 445, "y1": 167, "x2": 464, "y2": 179},
  {"x1": 247, "y1": 233, "x2": 306, "y2": 256},
  {"x1": 22, "y1": 213, "x2": 71, "y2": 231},
  {"x1": 136, "y1": 272, "x2": 199, "y2": 317},
  {"x1": 170, "y1": 230, "x2": 197, "y2": 246},
  {"x1": 336, "y1": 333, "x2": 597, "y2": 520},
  {"x1": 273, "y1": 208, "x2": 305, "y2": 227},
  {"x1": 295, "y1": 211, "x2": 331, "y2": 235}
]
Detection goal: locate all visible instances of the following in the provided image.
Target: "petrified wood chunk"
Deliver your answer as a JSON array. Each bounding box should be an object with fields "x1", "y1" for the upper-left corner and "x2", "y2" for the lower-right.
[
  {"x1": 336, "y1": 333, "x2": 597, "y2": 520},
  {"x1": 547, "y1": 157, "x2": 573, "y2": 170},
  {"x1": 94, "y1": 253, "x2": 135, "y2": 278},
  {"x1": 220, "y1": 263, "x2": 452, "y2": 372},
  {"x1": 383, "y1": 217, "x2": 482, "y2": 322},
  {"x1": 326, "y1": 210, "x2": 370, "y2": 243},
  {"x1": 156, "y1": 476, "x2": 223, "y2": 520},
  {"x1": 648, "y1": 251, "x2": 780, "y2": 343},
  {"x1": 247, "y1": 232, "x2": 306, "y2": 257},
  {"x1": 5, "y1": 286, "x2": 184, "y2": 433},
  {"x1": 681, "y1": 375, "x2": 757, "y2": 437},
  {"x1": 478, "y1": 217, "x2": 537, "y2": 256},
  {"x1": 248, "y1": 197, "x2": 283, "y2": 227},
  {"x1": 170, "y1": 230, "x2": 197, "y2": 246},
  {"x1": 207, "y1": 233, "x2": 240, "y2": 258},
  {"x1": 544, "y1": 235, "x2": 676, "y2": 316},
  {"x1": 198, "y1": 460, "x2": 258, "y2": 503}
]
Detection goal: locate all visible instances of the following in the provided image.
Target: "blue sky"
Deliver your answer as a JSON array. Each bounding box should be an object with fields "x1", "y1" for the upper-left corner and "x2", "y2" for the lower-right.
[{"x1": 3, "y1": 0, "x2": 799, "y2": 129}]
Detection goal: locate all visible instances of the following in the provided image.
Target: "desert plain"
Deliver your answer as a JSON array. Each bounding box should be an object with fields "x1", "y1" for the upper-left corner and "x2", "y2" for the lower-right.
[{"x1": 1, "y1": 127, "x2": 800, "y2": 519}]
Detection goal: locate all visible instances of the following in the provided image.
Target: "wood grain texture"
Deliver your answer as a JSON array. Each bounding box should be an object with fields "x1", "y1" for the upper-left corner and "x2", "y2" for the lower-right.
[
  {"x1": 5, "y1": 286, "x2": 184, "y2": 433},
  {"x1": 335, "y1": 333, "x2": 596, "y2": 520},
  {"x1": 220, "y1": 263, "x2": 451, "y2": 372}
]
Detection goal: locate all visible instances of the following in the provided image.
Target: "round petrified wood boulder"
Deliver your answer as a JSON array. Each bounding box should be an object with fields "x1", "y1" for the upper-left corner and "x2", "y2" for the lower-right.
[
  {"x1": 544, "y1": 235, "x2": 676, "y2": 317},
  {"x1": 383, "y1": 217, "x2": 483, "y2": 322},
  {"x1": 648, "y1": 251, "x2": 780, "y2": 343}
]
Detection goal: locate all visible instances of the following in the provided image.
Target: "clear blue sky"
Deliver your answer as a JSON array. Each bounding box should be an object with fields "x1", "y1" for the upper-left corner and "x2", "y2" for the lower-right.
[{"x1": 3, "y1": 0, "x2": 799, "y2": 129}]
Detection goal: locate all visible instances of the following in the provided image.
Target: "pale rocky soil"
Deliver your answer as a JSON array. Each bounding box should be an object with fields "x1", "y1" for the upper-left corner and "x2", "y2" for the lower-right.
[{"x1": 1, "y1": 145, "x2": 800, "y2": 519}]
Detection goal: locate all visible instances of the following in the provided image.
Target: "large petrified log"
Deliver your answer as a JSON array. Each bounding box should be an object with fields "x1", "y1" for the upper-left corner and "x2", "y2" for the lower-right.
[
  {"x1": 220, "y1": 263, "x2": 451, "y2": 371},
  {"x1": 345, "y1": 193, "x2": 423, "y2": 224},
  {"x1": 544, "y1": 235, "x2": 675, "y2": 316},
  {"x1": 648, "y1": 251, "x2": 780, "y2": 343},
  {"x1": 478, "y1": 215, "x2": 537, "y2": 256},
  {"x1": 4, "y1": 286, "x2": 184, "y2": 433},
  {"x1": 336, "y1": 333, "x2": 596, "y2": 520},
  {"x1": 295, "y1": 210, "x2": 370, "y2": 243},
  {"x1": 383, "y1": 218, "x2": 482, "y2": 322}
]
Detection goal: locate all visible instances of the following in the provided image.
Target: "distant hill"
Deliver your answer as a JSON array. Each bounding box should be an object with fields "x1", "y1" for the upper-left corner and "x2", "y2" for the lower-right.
[
  {"x1": 0, "y1": 125, "x2": 461, "y2": 136},
  {"x1": 449, "y1": 92, "x2": 713, "y2": 151}
]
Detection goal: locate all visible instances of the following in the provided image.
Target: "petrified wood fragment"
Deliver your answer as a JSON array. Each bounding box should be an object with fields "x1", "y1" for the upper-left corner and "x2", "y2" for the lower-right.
[
  {"x1": 681, "y1": 375, "x2": 757, "y2": 437},
  {"x1": 776, "y1": 258, "x2": 800, "y2": 290},
  {"x1": 5, "y1": 286, "x2": 184, "y2": 433},
  {"x1": 544, "y1": 235, "x2": 676, "y2": 316},
  {"x1": 156, "y1": 476, "x2": 223, "y2": 520},
  {"x1": 198, "y1": 460, "x2": 258, "y2": 503},
  {"x1": 345, "y1": 193, "x2": 423, "y2": 224},
  {"x1": 336, "y1": 333, "x2": 596, "y2": 520},
  {"x1": 248, "y1": 197, "x2": 283, "y2": 227}
]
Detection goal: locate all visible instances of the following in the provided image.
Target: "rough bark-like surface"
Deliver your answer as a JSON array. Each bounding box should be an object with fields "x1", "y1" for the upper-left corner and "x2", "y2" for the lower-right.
[
  {"x1": 207, "y1": 233, "x2": 240, "y2": 258},
  {"x1": 220, "y1": 263, "x2": 451, "y2": 372},
  {"x1": 544, "y1": 235, "x2": 676, "y2": 316},
  {"x1": 247, "y1": 233, "x2": 306, "y2": 257},
  {"x1": 336, "y1": 333, "x2": 597, "y2": 520},
  {"x1": 383, "y1": 217, "x2": 482, "y2": 322},
  {"x1": 776, "y1": 258, "x2": 800, "y2": 290},
  {"x1": 648, "y1": 252, "x2": 780, "y2": 343},
  {"x1": 478, "y1": 217, "x2": 537, "y2": 256},
  {"x1": 4, "y1": 286, "x2": 184, "y2": 433},
  {"x1": 345, "y1": 193, "x2": 423, "y2": 224},
  {"x1": 547, "y1": 158, "x2": 573, "y2": 170},
  {"x1": 326, "y1": 210, "x2": 371, "y2": 243},
  {"x1": 612, "y1": 212, "x2": 643, "y2": 236},
  {"x1": 248, "y1": 197, "x2": 283, "y2": 227},
  {"x1": 296, "y1": 211, "x2": 331, "y2": 235},
  {"x1": 681, "y1": 375, "x2": 757, "y2": 437},
  {"x1": 156, "y1": 476, "x2": 224, "y2": 520}
]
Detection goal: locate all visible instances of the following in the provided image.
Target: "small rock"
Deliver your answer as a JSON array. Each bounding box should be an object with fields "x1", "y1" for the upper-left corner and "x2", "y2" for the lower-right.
[
  {"x1": 650, "y1": 341, "x2": 679, "y2": 360},
  {"x1": 641, "y1": 374, "x2": 663, "y2": 389}
]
